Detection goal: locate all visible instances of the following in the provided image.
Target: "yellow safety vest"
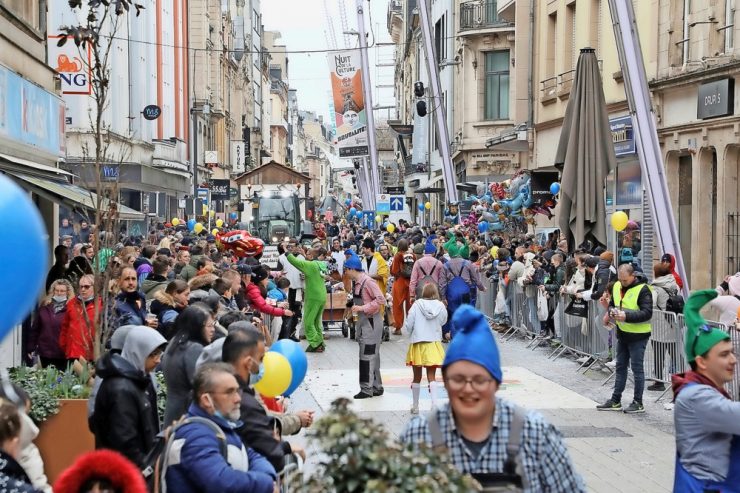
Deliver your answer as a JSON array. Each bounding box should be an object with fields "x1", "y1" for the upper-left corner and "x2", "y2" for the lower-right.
[{"x1": 612, "y1": 282, "x2": 652, "y2": 333}]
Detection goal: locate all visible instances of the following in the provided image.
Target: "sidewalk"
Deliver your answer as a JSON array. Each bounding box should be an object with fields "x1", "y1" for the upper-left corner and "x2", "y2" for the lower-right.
[{"x1": 287, "y1": 326, "x2": 676, "y2": 492}]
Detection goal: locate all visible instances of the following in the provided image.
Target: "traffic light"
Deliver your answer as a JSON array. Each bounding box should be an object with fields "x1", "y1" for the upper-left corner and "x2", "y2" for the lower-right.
[
  {"x1": 414, "y1": 81, "x2": 425, "y2": 98},
  {"x1": 416, "y1": 100, "x2": 427, "y2": 117}
]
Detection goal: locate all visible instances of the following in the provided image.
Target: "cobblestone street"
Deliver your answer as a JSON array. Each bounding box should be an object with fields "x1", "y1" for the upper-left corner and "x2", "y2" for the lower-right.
[{"x1": 288, "y1": 326, "x2": 676, "y2": 492}]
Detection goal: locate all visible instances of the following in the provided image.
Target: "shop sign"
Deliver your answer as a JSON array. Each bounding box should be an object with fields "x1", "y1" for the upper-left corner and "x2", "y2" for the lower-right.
[
  {"x1": 209, "y1": 179, "x2": 230, "y2": 200},
  {"x1": 697, "y1": 78, "x2": 735, "y2": 119},
  {"x1": 48, "y1": 35, "x2": 92, "y2": 95},
  {"x1": 0, "y1": 63, "x2": 65, "y2": 157},
  {"x1": 609, "y1": 115, "x2": 636, "y2": 156},
  {"x1": 142, "y1": 105, "x2": 161, "y2": 120}
]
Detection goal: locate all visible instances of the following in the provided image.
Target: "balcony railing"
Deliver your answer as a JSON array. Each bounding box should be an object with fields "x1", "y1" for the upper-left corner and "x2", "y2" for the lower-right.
[{"x1": 460, "y1": 0, "x2": 511, "y2": 31}]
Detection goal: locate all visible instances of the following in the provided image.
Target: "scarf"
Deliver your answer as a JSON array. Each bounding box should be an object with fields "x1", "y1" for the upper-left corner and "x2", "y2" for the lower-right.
[{"x1": 671, "y1": 370, "x2": 731, "y2": 401}]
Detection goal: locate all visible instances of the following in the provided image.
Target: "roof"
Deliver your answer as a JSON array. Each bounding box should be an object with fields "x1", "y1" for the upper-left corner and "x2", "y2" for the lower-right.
[{"x1": 233, "y1": 160, "x2": 311, "y2": 185}]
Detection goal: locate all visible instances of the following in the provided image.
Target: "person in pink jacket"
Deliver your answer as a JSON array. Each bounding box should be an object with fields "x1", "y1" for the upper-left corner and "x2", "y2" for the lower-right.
[
  {"x1": 245, "y1": 265, "x2": 294, "y2": 319},
  {"x1": 345, "y1": 254, "x2": 386, "y2": 399},
  {"x1": 409, "y1": 236, "x2": 444, "y2": 303}
]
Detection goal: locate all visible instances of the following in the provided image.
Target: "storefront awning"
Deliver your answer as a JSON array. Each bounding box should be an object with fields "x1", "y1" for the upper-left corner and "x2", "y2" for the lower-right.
[
  {"x1": 0, "y1": 153, "x2": 73, "y2": 180},
  {"x1": 8, "y1": 173, "x2": 145, "y2": 221}
]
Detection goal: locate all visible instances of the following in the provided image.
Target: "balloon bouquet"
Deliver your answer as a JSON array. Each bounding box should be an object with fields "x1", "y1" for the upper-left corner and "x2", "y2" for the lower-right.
[{"x1": 254, "y1": 340, "x2": 309, "y2": 412}]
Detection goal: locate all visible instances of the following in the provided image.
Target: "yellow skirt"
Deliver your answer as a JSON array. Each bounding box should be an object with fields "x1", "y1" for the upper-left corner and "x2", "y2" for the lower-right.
[{"x1": 406, "y1": 341, "x2": 446, "y2": 368}]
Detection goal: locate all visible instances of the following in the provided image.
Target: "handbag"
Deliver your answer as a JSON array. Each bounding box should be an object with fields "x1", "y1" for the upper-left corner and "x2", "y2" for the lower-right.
[
  {"x1": 564, "y1": 298, "x2": 588, "y2": 318},
  {"x1": 536, "y1": 291, "x2": 549, "y2": 322}
]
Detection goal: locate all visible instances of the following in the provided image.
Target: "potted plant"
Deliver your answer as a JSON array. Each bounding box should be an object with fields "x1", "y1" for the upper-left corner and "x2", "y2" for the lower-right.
[
  {"x1": 9, "y1": 365, "x2": 93, "y2": 483},
  {"x1": 302, "y1": 398, "x2": 481, "y2": 492}
]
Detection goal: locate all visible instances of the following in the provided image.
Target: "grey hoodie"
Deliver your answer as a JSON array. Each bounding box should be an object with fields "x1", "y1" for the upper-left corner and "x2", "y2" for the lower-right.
[
  {"x1": 650, "y1": 274, "x2": 679, "y2": 311},
  {"x1": 88, "y1": 325, "x2": 138, "y2": 418},
  {"x1": 122, "y1": 326, "x2": 167, "y2": 373},
  {"x1": 403, "y1": 299, "x2": 447, "y2": 343}
]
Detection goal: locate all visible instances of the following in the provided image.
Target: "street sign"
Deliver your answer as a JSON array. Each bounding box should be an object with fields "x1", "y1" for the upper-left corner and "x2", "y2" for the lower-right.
[
  {"x1": 376, "y1": 194, "x2": 390, "y2": 213},
  {"x1": 390, "y1": 195, "x2": 405, "y2": 211},
  {"x1": 361, "y1": 210, "x2": 376, "y2": 229},
  {"x1": 386, "y1": 186, "x2": 405, "y2": 194},
  {"x1": 197, "y1": 188, "x2": 209, "y2": 205}
]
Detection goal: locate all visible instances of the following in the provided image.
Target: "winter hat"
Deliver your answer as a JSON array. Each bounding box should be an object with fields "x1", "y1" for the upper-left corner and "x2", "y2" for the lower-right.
[
  {"x1": 443, "y1": 305, "x2": 502, "y2": 383},
  {"x1": 252, "y1": 265, "x2": 269, "y2": 284},
  {"x1": 54, "y1": 449, "x2": 148, "y2": 493},
  {"x1": 683, "y1": 290, "x2": 730, "y2": 363},
  {"x1": 344, "y1": 249, "x2": 354, "y2": 257},
  {"x1": 424, "y1": 235, "x2": 437, "y2": 255},
  {"x1": 344, "y1": 254, "x2": 363, "y2": 271},
  {"x1": 728, "y1": 273, "x2": 740, "y2": 297},
  {"x1": 444, "y1": 234, "x2": 463, "y2": 258}
]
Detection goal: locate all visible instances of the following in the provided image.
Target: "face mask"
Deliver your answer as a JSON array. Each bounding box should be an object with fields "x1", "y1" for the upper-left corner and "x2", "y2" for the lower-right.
[
  {"x1": 52, "y1": 295, "x2": 67, "y2": 303},
  {"x1": 80, "y1": 295, "x2": 95, "y2": 302},
  {"x1": 249, "y1": 361, "x2": 265, "y2": 386}
]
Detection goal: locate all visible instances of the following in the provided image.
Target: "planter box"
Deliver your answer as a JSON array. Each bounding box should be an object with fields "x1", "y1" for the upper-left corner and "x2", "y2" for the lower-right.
[{"x1": 35, "y1": 399, "x2": 94, "y2": 483}]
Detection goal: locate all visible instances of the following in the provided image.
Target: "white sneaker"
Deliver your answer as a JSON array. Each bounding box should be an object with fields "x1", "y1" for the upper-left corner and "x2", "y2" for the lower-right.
[
  {"x1": 576, "y1": 356, "x2": 590, "y2": 364},
  {"x1": 605, "y1": 361, "x2": 616, "y2": 370},
  {"x1": 410, "y1": 406, "x2": 419, "y2": 415}
]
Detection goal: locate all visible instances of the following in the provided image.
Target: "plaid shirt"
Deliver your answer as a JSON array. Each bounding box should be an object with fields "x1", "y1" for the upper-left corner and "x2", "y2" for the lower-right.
[{"x1": 400, "y1": 398, "x2": 585, "y2": 492}]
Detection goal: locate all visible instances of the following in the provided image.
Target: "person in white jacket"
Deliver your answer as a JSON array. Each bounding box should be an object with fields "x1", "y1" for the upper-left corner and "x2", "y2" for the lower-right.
[{"x1": 402, "y1": 283, "x2": 447, "y2": 415}]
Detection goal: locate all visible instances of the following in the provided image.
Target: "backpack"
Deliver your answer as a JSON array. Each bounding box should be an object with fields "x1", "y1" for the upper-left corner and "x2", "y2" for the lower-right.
[
  {"x1": 400, "y1": 261, "x2": 414, "y2": 279},
  {"x1": 619, "y1": 247, "x2": 634, "y2": 265},
  {"x1": 664, "y1": 288, "x2": 685, "y2": 314},
  {"x1": 142, "y1": 416, "x2": 228, "y2": 493},
  {"x1": 415, "y1": 264, "x2": 437, "y2": 299},
  {"x1": 446, "y1": 261, "x2": 473, "y2": 305}
]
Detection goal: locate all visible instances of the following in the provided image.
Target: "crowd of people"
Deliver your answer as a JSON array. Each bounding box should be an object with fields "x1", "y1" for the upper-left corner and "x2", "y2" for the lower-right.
[{"x1": 0, "y1": 211, "x2": 735, "y2": 492}]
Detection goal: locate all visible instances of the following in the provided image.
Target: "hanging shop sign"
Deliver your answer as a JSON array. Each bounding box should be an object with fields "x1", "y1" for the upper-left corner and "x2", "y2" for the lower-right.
[{"x1": 697, "y1": 78, "x2": 734, "y2": 120}]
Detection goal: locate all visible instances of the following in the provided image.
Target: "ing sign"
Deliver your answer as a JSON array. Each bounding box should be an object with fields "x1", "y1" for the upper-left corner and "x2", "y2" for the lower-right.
[{"x1": 48, "y1": 36, "x2": 92, "y2": 95}]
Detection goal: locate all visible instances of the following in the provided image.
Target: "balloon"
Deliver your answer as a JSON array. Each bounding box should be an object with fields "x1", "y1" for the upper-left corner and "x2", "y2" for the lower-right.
[
  {"x1": 209, "y1": 210, "x2": 216, "y2": 218},
  {"x1": 611, "y1": 211, "x2": 629, "y2": 232},
  {"x1": 345, "y1": 198, "x2": 352, "y2": 206},
  {"x1": 269, "y1": 340, "x2": 308, "y2": 397},
  {"x1": 187, "y1": 219, "x2": 196, "y2": 231},
  {"x1": 550, "y1": 182, "x2": 561, "y2": 195},
  {"x1": 0, "y1": 174, "x2": 48, "y2": 342},
  {"x1": 216, "y1": 219, "x2": 224, "y2": 228},
  {"x1": 349, "y1": 207, "x2": 357, "y2": 216},
  {"x1": 194, "y1": 222, "x2": 204, "y2": 234},
  {"x1": 212, "y1": 228, "x2": 219, "y2": 235},
  {"x1": 386, "y1": 224, "x2": 395, "y2": 233},
  {"x1": 418, "y1": 203, "x2": 425, "y2": 211},
  {"x1": 254, "y1": 352, "x2": 292, "y2": 397},
  {"x1": 424, "y1": 202, "x2": 431, "y2": 210},
  {"x1": 230, "y1": 212, "x2": 238, "y2": 219},
  {"x1": 375, "y1": 215, "x2": 381, "y2": 223},
  {"x1": 478, "y1": 221, "x2": 489, "y2": 233},
  {"x1": 171, "y1": 218, "x2": 180, "y2": 226}
]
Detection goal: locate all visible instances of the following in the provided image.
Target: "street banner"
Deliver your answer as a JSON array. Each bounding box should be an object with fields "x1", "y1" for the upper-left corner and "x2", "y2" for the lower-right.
[
  {"x1": 232, "y1": 141, "x2": 246, "y2": 174},
  {"x1": 327, "y1": 50, "x2": 369, "y2": 158}
]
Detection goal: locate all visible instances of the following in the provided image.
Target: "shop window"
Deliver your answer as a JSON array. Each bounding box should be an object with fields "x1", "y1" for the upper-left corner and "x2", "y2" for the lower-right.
[{"x1": 484, "y1": 51, "x2": 510, "y2": 120}]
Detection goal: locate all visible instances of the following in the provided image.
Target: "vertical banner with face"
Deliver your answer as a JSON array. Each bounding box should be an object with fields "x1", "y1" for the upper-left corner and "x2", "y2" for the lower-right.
[{"x1": 328, "y1": 51, "x2": 369, "y2": 158}]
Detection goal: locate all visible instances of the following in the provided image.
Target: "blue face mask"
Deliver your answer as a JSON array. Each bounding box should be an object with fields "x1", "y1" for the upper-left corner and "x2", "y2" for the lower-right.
[{"x1": 249, "y1": 362, "x2": 265, "y2": 386}]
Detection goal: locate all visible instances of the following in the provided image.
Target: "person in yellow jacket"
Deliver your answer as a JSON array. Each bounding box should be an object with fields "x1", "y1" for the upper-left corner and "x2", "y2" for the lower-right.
[
  {"x1": 597, "y1": 263, "x2": 653, "y2": 414},
  {"x1": 360, "y1": 238, "x2": 388, "y2": 296}
]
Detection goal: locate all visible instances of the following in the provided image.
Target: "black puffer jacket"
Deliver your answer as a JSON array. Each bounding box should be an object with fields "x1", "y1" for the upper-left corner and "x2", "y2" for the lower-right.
[
  {"x1": 588, "y1": 260, "x2": 617, "y2": 301},
  {"x1": 91, "y1": 353, "x2": 159, "y2": 467}
]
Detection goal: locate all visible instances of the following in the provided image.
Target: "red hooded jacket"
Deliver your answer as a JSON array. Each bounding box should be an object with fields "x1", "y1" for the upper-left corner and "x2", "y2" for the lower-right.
[{"x1": 663, "y1": 253, "x2": 684, "y2": 289}]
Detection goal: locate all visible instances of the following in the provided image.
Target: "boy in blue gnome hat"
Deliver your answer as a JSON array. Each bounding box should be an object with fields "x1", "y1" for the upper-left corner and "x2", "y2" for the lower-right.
[
  {"x1": 401, "y1": 305, "x2": 585, "y2": 492},
  {"x1": 672, "y1": 290, "x2": 740, "y2": 492}
]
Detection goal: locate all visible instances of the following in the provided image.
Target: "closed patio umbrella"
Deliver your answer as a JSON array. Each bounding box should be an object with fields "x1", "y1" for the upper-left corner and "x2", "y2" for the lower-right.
[{"x1": 555, "y1": 48, "x2": 617, "y2": 251}]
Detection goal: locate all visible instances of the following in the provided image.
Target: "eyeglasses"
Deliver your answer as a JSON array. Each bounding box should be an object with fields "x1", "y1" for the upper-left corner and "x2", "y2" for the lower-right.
[
  {"x1": 79, "y1": 284, "x2": 93, "y2": 290},
  {"x1": 444, "y1": 375, "x2": 496, "y2": 392}
]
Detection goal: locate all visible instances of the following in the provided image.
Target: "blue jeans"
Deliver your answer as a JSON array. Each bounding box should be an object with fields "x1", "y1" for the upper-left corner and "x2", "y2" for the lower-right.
[{"x1": 611, "y1": 337, "x2": 648, "y2": 405}]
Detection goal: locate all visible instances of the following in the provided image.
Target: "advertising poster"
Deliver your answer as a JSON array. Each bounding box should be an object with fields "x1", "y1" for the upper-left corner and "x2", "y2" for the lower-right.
[{"x1": 327, "y1": 50, "x2": 369, "y2": 158}]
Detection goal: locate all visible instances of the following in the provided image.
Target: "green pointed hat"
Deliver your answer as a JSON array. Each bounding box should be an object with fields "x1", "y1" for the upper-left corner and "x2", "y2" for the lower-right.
[
  {"x1": 444, "y1": 234, "x2": 461, "y2": 257},
  {"x1": 683, "y1": 289, "x2": 730, "y2": 363}
]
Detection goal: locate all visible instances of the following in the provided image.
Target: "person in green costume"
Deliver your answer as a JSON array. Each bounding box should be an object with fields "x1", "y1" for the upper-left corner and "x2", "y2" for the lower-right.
[{"x1": 287, "y1": 249, "x2": 327, "y2": 352}]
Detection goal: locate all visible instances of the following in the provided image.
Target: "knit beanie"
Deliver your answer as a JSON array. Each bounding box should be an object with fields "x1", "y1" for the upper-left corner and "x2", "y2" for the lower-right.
[
  {"x1": 683, "y1": 290, "x2": 730, "y2": 363},
  {"x1": 443, "y1": 305, "x2": 502, "y2": 383},
  {"x1": 252, "y1": 265, "x2": 269, "y2": 284},
  {"x1": 424, "y1": 235, "x2": 437, "y2": 255}
]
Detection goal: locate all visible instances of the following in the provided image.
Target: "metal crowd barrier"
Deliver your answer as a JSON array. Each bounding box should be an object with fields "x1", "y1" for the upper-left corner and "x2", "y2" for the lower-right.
[{"x1": 479, "y1": 283, "x2": 740, "y2": 402}]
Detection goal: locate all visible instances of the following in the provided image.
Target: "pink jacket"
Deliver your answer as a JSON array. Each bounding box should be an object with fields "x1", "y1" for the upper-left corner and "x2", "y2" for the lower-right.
[
  {"x1": 409, "y1": 255, "x2": 444, "y2": 297},
  {"x1": 353, "y1": 273, "x2": 386, "y2": 316}
]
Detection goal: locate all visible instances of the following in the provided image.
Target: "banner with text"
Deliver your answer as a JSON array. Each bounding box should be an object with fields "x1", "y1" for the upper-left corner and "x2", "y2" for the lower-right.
[{"x1": 327, "y1": 50, "x2": 369, "y2": 158}]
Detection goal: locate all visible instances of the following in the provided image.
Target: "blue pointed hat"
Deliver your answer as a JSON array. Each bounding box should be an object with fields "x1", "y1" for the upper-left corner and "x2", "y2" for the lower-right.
[
  {"x1": 443, "y1": 305, "x2": 502, "y2": 383},
  {"x1": 424, "y1": 235, "x2": 437, "y2": 254}
]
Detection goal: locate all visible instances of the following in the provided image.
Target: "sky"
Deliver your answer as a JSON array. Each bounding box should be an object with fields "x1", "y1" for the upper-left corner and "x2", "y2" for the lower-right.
[{"x1": 262, "y1": 0, "x2": 396, "y2": 124}]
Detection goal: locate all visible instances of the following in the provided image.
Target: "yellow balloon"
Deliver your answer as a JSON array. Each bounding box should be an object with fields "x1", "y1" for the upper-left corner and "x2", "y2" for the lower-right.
[
  {"x1": 254, "y1": 352, "x2": 292, "y2": 397},
  {"x1": 375, "y1": 215, "x2": 381, "y2": 223},
  {"x1": 216, "y1": 218, "x2": 224, "y2": 228},
  {"x1": 424, "y1": 202, "x2": 432, "y2": 210},
  {"x1": 611, "y1": 211, "x2": 629, "y2": 232},
  {"x1": 194, "y1": 222, "x2": 204, "y2": 234},
  {"x1": 171, "y1": 218, "x2": 180, "y2": 226},
  {"x1": 212, "y1": 228, "x2": 219, "y2": 235},
  {"x1": 202, "y1": 204, "x2": 208, "y2": 214},
  {"x1": 209, "y1": 210, "x2": 216, "y2": 218},
  {"x1": 386, "y1": 224, "x2": 395, "y2": 233}
]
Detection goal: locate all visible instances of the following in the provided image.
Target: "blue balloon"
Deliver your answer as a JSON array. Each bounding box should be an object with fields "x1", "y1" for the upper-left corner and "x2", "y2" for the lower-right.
[
  {"x1": 418, "y1": 203, "x2": 425, "y2": 211},
  {"x1": 349, "y1": 207, "x2": 357, "y2": 215},
  {"x1": 345, "y1": 198, "x2": 352, "y2": 206},
  {"x1": 0, "y1": 175, "x2": 48, "y2": 340},
  {"x1": 550, "y1": 182, "x2": 561, "y2": 195},
  {"x1": 270, "y1": 340, "x2": 308, "y2": 397},
  {"x1": 478, "y1": 221, "x2": 489, "y2": 233},
  {"x1": 229, "y1": 212, "x2": 238, "y2": 220},
  {"x1": 187, "y1": 218, "x2": 196, "y2": 231}
]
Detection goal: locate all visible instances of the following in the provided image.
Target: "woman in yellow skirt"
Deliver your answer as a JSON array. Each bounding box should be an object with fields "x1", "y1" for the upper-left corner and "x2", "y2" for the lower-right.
[{"x1": 403, "y1": 283, "x2": 447, "y2": 414}]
